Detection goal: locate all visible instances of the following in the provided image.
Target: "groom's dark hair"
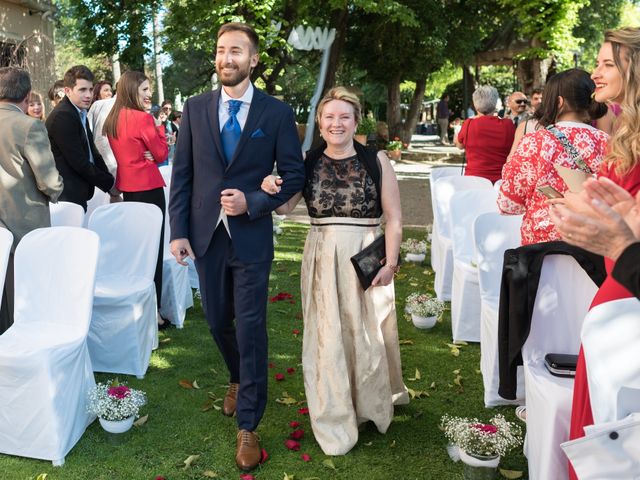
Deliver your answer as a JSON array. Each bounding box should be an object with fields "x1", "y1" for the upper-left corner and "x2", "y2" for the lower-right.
[{"x1": 217, "y1": 22, "x2": 260, "y2": 54}]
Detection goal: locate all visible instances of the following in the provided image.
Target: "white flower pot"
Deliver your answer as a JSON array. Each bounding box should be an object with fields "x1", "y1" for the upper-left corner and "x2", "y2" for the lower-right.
[
  {"x1": 405, "y1": 253, "x2": 425, "y2": 262},
  {"x1": 99, "y1": 415, "x2": 135, "y2": 434},
  {"x1": 411, "y1": 313, "x2": 437, "y2": 329},
  {"x1": 459, "y1": 449, "x2": 500, "y2": 480}
]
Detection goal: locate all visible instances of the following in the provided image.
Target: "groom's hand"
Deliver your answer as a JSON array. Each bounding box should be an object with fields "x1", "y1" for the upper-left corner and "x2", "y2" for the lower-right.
[
  {"x1": 170, "y1": 238, "x2": 195, "y2": 266},
  {"x1": 221, "y1": 189, "x2": 248, "y2": 216}
]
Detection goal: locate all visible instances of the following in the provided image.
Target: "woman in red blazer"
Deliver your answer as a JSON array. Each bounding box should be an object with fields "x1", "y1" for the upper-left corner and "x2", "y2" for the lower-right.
[{"x1": 103, "y1": 71, "x2": 170, "y2": 327}]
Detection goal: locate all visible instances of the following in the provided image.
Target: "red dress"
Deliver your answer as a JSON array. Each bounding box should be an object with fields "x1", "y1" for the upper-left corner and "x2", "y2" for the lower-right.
[
  {"x1": 568, "y1": 161, "x2": 640, "y2": 479},
  {"x1": 458, "y1": 115, "x2": 515, "y2": 183},
  {"x1": 497, "y1": 123, "x2": 608, "y2": 245}
]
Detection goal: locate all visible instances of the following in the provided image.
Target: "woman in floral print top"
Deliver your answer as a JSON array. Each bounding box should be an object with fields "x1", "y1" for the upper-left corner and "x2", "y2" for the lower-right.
[{"x1": 498, "y1": 69, "x2": 609, "y2": 245}]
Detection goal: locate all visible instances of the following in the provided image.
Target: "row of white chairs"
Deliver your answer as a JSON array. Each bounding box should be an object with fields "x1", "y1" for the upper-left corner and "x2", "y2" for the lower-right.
[{"x1": 427, "y1": 167, "x2": 604, "y2": 479}]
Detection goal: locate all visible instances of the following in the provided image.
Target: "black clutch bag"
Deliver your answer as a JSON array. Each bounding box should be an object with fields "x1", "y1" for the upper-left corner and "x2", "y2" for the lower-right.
[
  {"x1": 350, "y1": 235, "x2": 386, "y2": 290},
  {"x1": 544, "y1": 353, "x2": 578, "y2": 378}
]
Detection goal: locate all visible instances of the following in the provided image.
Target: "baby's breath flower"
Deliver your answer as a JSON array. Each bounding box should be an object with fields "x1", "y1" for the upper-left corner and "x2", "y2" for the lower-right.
[
  {"x1": 401, "y1": 238, "x2": 427, "y2": 254},
  {"x1": 440, "y1": 414, "x2": 522, "y2": 457},
  {"x1": 405, "y1": 293, "x2": 445, "y2": 318},
  {"x1": 87, "y1": 380, "x2": 146, "y2": 421}
]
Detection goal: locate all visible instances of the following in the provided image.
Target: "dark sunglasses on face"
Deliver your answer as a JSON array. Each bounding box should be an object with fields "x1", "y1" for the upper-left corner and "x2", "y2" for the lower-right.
[
  {"x1": 163, "y1": 106, "x2": 172, "y2": 111},
  {"x1": 514, "y1": 99, "x2": 528, "y2": 105}
]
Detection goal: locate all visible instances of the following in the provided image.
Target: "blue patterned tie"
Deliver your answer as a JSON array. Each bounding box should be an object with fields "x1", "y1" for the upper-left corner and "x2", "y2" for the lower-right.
[{"x1": 221, "y1": 99, "x2": 243, "y2": 165}]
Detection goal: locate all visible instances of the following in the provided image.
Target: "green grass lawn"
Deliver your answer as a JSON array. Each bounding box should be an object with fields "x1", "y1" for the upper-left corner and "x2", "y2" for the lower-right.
[{"x1": 0, "y1": 222, "x2": 528, "y2": 480}]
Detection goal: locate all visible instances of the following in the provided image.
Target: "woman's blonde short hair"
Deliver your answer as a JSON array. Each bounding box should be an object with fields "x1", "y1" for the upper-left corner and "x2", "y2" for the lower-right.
[{"x1": 316, "y1": 87, "x2": 362, "y2": 124}]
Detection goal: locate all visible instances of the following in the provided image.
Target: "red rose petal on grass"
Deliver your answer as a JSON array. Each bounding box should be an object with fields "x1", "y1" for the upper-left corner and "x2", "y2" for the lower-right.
[
  {"x1": 275, "y1": 373, "x2": 285, "y2": 381},
  {"x1": 260, "y1": 448, "x2": 269, "y2": 464},
  {"x1": 301, "y1": 453, "x2": 311, "y2": 462},
  {"x1": 289, "y1": 421, "x2": 301, "y2": 428},
  {"x1": 240, "y1": 474, "x2": 256, "y2": 480},
  {"x1": 284, "y1": 439, "x2": 301, "y2": 451},
  {"x1": 298, "y1": 407, "x2": 309, "y2": 415},
  {"x1": 155, "y1": 476, "x2": 166, "y2": 480},
  {"x1": 287, "y1": 367, "x2": 295, "y2": 374},
  {"x1": 292, "y1": 329, "x2": 300, "y2": 336},
  {"x1": 268, "y1": 363, "x2": 275, "y2": 369},
  {"x1": 290, "y1": 429, "x2": 305, "y2": 440}
]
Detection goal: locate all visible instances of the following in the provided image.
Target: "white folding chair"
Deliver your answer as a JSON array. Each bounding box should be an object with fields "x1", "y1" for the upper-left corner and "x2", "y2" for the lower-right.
[
  {"x1": 432, "y1": 175, "x2": 492, "y2": 301},
  {"x1": 0, "y1": 228, "x2": 12, "y2": 294},
  {"x1": 49, "y1": 201, "x2": 85, "y2": 227},
  {"x1": 159, "y1": 170, "x2": 193, "y2": 328},
  {"x1": 429, "y1": 166, "x2": 462, "y2": 272},
  {"x1": 87, "y1": 202, "x2": 162, "y2": 378},
  {"x1": 448, "y1": 189, "x2": 498, "y2": 342},
  {"x1": 581, "y1": 297, "x2": 640, "y2": 425},
  {"x1": 0, "y1": 227, "x2": 99, "y2": 466},
  {"x1": 474, "y1": 212, "x2": 524, "y2": 407},
  {"x1": 83, "y1": 187, "x2": 110, "y2": 227},
  {"x1": 522, "y1": 255, "x2": 598, "y2": 480}
]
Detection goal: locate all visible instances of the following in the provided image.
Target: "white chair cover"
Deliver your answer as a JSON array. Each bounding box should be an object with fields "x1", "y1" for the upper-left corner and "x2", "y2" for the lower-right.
[
  {"x1": 83, "y1": 187, "x2": 110, "y2": 227},
  {"x1": 0, "y1": 228, "x2": 12, "y2": 292},
  {"x1": 159, "y1": 170, "x2": 193, "y2": 328},
  {"x1": 448, "y1": 189, "x2": 498, "y2": 342},
  {"x1": 522, "y1": 255, "x2": 598, "y2": 480},
  {"x1": 432, "y1": 175, "x2": 492, "y2": 300},
  {"x1": 87, "y1": 202, "x2": 162, "y2": 378},
  {"x1": 582, "y1": 297, "x2": 640, "y2": 424},
  {"x1": 561, "y1": 413, "x2": 640, "y2": 479},
  {"x1": 49, "y1": 201, "x2": 85, "y2": 227},
  {"x1": 473, "y1": 212, "x2": 524, "y2": 407},
  {"x1": 0, "y1": 227, "x2": 99, "y2": 466},
  {"x1": 429, "y1": 166, "x2": 461, "y2": 272}
]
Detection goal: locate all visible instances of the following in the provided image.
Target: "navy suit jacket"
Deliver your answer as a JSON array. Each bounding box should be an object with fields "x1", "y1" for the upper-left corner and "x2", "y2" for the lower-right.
[
  {"x1": 45, "y1": 96, "x2": 114, "y2": 210},
  {"x1": 168, "y1": 86, "x2": 305, "y2": 263}
]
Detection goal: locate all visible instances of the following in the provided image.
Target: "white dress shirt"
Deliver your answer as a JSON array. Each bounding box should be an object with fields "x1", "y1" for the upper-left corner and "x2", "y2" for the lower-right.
[{"x1": 215, "y1": 84, "x2": 254, "y2": 236}]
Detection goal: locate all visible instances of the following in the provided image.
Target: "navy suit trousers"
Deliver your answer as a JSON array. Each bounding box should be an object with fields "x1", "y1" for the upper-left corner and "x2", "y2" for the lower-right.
[{"x1": 195, "y1": 224, "x2": 271, "y2": 431}]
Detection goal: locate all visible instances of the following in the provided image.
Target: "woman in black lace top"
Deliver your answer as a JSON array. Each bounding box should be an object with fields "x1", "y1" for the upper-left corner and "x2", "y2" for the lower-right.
[{"x1": 261, "y1": 87, "x2": 408, "y2": 455}]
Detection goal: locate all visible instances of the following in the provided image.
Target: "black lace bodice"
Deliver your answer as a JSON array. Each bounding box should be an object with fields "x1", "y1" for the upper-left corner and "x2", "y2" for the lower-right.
[{"x1": 303, "y1": 152, "x2": 382, "y2": 218}]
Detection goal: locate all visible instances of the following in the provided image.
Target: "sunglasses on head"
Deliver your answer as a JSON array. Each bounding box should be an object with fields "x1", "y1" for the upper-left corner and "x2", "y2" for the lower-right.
[{"x1": 514, "y1": 99, "x2": 528, "y2": 105}]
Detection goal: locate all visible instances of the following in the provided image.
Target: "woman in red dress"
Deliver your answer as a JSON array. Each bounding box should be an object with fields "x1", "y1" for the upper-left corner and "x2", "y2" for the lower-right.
[
  {"x1": 550, "y1": 28, "x2": 640, "y2": 480},
  {"x1": 103, "y1": 71, "x2": 169, "y2": 327}
]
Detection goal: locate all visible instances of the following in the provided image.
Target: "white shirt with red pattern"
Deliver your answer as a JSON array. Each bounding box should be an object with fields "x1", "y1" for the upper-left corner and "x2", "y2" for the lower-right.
[{"x1": 497, "y1": 121, "x2": 609, "y2": 245}]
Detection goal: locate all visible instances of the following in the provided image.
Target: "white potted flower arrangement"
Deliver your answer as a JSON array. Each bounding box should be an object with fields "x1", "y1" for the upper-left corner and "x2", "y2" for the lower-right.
[
  {"x1": 405, "y1": 292, "x2": 445, "y2": 329},
  {"x1": 401, "y1": 238, "x2": 427, "y2": 262},
  {"x1": 87, "y1": 379, "x2": 146, "y2": 434},
  {"x1": 273, "y1": 213, "x2": 285, "y2": 245},
  {"x1": 441, "y1": 414, "x2": 523, "y2": 480}
]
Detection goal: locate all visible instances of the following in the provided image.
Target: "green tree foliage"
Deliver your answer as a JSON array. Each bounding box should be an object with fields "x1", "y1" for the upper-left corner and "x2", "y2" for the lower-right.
[{"x1": 60, "y1": 0, "x2": 160, "y2": 71}]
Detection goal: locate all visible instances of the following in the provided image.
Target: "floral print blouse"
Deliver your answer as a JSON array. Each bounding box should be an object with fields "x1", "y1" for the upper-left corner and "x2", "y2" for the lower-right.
[{"x1": 497, "y1": 122, "x2": 609, "y2": 245}]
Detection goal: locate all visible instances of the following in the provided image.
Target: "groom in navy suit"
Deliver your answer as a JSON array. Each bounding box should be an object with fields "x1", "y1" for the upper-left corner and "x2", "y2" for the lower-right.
[{"x1": 168, "y1": 22, "x2": 305, "y2": 471}]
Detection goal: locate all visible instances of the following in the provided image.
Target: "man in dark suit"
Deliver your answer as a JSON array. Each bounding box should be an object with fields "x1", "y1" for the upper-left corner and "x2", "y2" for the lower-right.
[
  {"x1": 46, "y1": 65, "x2": 119, "y2": 211},
  {"x1": 169, "y1": 22, "x2": 305, "y2": 471}
]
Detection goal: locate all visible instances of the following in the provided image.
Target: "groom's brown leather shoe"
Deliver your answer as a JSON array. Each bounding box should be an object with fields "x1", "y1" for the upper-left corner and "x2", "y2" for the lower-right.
[
  {"x1": 235, "y1": 429, "x2": 261, "y2": 471},
  {"x1": 223, "y1": 382, "x2": 239, "y2": 417}
]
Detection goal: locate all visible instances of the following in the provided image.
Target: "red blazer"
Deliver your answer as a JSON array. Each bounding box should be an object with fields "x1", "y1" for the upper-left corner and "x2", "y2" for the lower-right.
[{"x1": 108, "y1": 108, "x2": 168, "y2": 192}]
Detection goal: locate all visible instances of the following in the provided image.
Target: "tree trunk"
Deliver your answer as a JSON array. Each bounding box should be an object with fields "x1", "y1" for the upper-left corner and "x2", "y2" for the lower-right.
[
  {"x1": 387, "y1": 74, "x2": 402, "y2": 141},
  {"x1": 322, "y1": 5, "x2": 348, "y2": 95},
  {"x1": 516, "y1": 56, "x2": 553, "y2": 93},
  {"x1": 400, "y1": 78, "x2": 426, "y2": 144}
]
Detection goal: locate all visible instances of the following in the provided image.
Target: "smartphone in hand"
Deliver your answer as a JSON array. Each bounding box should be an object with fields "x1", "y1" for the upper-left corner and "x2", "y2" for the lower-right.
[{"x1": 537, "y1": 184, "x2": 564, "y2": 199}]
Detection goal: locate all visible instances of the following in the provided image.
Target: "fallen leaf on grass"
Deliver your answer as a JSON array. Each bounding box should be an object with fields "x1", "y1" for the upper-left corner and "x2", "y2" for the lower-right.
[
  {"x1": 133, "y1": 414, "x2": 148, "y2": 427},
  {"x1": 36, "y1": 475, "x2": 47, "y2": 480},
  {"x1": 500, "y1": 469, "x2": 523, "y2": 479},
  {"x1": 322, "y1": 458, "x2": 337, "y2": 470},
  {"x1": 364, "y1": 441, "x2": 373, "y2": 446},
  {"x1": 449, "y1": 346, "x2": 460, "y2": 357},
  {"x1": 182, "y1": 454, "x2": 200, "y2": 469},
  {"x1": 475, "y1": 369, "x2": 482, "y2": 374},
  {"x1": 160, "y1": 337, "x2": 171, "y2": 344},
  {"x1": 390, "y1": 440, "x2": 396, "y2": 448},
  {"x1": 409, "y1": 282, "x2": 418, "y2": 287},
  {"x1": 453, "y1": 374, "x2": 463, "y2": 387},
  {"x1": 430, "y1": 382, "x2": 436, "y2": 389},
  {"x1": 283, "y1": 473, "x2": 294, "y2": 480},
  {"x1": 179, "y1": 379, "x2": 194, "y2": 389},
  {"x1": 398, "y1": 339, "x2": 414, "y2": 345},
  {"x1": 394, "y1": 273, "x2": 407, "y2": 280},
  {"x1": 276, "y1": 392, "x2": 297, "y2": 406},
  {"x1": 407, "y1": 388, "x2": 429, "y2": 399},
  {"x1": 202, "y1": 471, "x2": 219, "y2": 478},
  {"x1": 453, "y1": 340, "x2": 468, "y2": 346},
  {"x1": 408, "y1": 368, "x2": 421, "y2": 381},
  {"x1": 192, "y1": 380, "x2": 200, "y2": 389}
]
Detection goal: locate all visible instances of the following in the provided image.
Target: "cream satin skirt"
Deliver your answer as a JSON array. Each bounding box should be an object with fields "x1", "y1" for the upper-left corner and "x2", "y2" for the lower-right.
[{"x1": 301, "y1": 217, "x2": 409, "y2": 456}]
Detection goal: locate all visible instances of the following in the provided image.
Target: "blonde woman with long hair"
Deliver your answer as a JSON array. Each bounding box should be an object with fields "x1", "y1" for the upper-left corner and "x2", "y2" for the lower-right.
[{"x1": 549, "y1": 27, "x2": 640, "y2": 480}]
